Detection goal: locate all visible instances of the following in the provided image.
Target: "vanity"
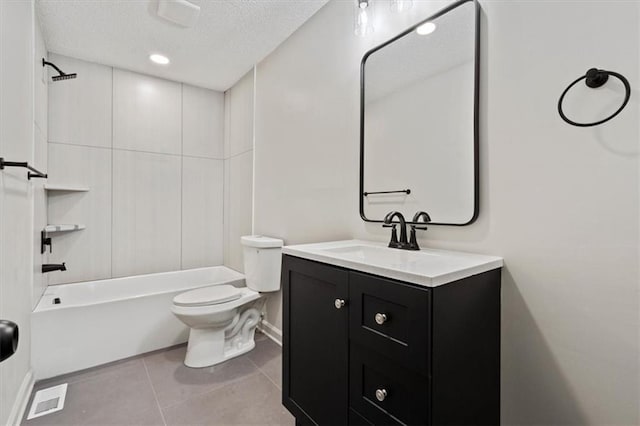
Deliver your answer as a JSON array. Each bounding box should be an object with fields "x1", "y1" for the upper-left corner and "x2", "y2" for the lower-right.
[
  {"x1": 281, "y1": 1, "x2": 496, "y2": 423},
  {"x1": 281, "y1": 240, "x2": 503, "y2": 426}
]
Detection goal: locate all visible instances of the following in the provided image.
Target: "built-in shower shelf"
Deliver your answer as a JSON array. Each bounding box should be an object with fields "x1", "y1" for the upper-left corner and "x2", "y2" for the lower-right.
[
  {"x1": 44, "y1": 184, "x2": 89, "y2": 192},
  {"x1": 44, "y1": 224, "x2": 86, "y2": 233}
]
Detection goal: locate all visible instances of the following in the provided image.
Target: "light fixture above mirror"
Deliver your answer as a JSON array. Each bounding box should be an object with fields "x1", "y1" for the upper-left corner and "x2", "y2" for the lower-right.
[
  {"x1": 354, "y1": 0, "x2": 375, "y2": 36},
  {"x1": 390, "y1": 0, "x2": 413, "y2": 13}
]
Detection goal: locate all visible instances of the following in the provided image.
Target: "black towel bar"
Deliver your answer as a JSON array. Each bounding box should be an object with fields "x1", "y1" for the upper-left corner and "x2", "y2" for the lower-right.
[{"x1": 363, "y1": 189, "x2": 411, "y2": 196}]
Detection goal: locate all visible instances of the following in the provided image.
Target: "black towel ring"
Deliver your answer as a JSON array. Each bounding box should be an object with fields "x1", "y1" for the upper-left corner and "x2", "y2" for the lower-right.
[{"x1": 558, "y1": 68, "x2": 631, "y2": 127}]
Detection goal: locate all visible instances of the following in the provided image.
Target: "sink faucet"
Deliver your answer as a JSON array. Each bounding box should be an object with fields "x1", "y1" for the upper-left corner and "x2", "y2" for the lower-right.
[
  {"x1": 408, "y1": 211, "x2": 431, "y2": 251},
  {"x1": 383, "y1": 211, "x2": 408, "y2": 249}
]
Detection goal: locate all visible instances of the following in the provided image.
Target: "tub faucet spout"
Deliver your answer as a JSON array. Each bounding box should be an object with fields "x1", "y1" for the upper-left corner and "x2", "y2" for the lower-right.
[{"x1": 42, "y1": 263, "x2": 66, "y2": 273}]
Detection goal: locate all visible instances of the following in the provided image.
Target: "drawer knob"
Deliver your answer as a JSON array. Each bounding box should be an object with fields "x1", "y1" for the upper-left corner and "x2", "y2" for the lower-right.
[
  {"x1": 334, "y1": 299, "x2": 346, "y2": 309},
  {"x1": 375, "y1": 313, "x2": 388, "y2": 325},
  {"x1": 375, "y1": 388, "x2": 388, "y2": 402}
]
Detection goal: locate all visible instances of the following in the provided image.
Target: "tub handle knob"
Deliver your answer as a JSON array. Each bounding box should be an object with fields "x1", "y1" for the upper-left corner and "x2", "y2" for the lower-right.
[{"x1": 0, "y1": 320, "x2": 19, "y2": 363}]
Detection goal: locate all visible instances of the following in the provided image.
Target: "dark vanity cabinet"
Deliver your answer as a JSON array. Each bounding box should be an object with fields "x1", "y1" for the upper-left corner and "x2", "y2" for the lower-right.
[
  {"x1": 282, "y1": 256, "x2": 350, "y2": 425},
  {"x1": 282, "y1": 254, "x2": 501, "y2": 426}
]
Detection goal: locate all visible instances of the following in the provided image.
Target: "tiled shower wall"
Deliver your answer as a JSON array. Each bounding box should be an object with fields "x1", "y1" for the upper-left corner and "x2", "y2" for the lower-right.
[
  {"x1": 33, "y1": 13, "x2": 48, "y2": 304},
  {"x1": 47, "y1": 53, "x2": 224, "y2": 284},
  {"x1": 223, "y1": 68, "x2": 254, "y2": 273}
]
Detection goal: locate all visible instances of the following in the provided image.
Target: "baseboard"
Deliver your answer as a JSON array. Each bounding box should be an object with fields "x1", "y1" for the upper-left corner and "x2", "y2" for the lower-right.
[
  {"x1": 258, "y1": 319, "x2": 282, "y2": 346},
  {"x1": 6, "y1": 369, "x2": 34, "y2": 426}
]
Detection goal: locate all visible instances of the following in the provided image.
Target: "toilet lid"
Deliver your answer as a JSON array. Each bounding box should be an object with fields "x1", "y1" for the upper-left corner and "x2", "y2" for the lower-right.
[{"x1": 173, "y1": 285, "x2": 242, "y2": 307}]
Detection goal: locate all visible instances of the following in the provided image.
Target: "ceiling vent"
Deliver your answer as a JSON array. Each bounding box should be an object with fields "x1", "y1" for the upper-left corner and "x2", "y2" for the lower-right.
[{"x1": 157, "y1": 0, "x2": 200, "y2": 28}]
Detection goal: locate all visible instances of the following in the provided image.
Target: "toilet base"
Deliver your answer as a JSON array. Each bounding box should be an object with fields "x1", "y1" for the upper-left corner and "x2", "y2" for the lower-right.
[{"x1": 183, "y1": 308, "x2": 260, "y2": 368}]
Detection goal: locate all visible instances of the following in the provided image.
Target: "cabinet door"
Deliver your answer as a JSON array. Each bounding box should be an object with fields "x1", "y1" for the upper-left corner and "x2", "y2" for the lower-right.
[{"x1": 282, "y1": 255, "x2": 349, "y2": 425}]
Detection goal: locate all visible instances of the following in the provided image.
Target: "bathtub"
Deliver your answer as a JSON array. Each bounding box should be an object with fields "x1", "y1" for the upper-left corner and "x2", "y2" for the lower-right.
[{"x1": 32, "y1": 266, "x2": 245, "y2": 380}]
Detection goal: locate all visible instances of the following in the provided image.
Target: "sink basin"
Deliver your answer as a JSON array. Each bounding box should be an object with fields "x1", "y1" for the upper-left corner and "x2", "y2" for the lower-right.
[
  {"x1": 321, "y1": 244, "x2": 437, "y2": 265},
  {"x1": 282, "y1": 240, "x2": 503, "y2": 287}
]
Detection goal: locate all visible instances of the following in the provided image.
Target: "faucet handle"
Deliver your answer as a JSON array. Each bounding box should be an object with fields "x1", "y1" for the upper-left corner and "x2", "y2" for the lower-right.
[
  {"x1": 412, "y1": 211, "x2": 432, "y2": 224},
  {"x1": 407, "y1": 225, "x2": 425, "y2": 251},
  {"x1": 383, "y1": 224, "x2": 399, "y2": 248},
  {"x1": 41, "y1": 230, "x2": 52, "y2": 254}
]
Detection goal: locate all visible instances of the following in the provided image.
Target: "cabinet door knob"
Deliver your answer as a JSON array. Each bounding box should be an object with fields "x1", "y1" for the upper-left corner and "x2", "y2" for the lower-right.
[
  {"x1": 375, "y1": 313, "x2": 388, "y2": 325},
  {"x1": 334, "y1": 299, "x2": 346, "y2": 309},
  {"x1": 375, "y1": 388, "x2": 388, "y2": 402}
]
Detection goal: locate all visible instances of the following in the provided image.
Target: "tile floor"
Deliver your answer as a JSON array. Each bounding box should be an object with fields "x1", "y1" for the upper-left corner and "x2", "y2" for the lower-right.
[{"x1": 22, "y1": 333, "x2": 293, "y2": 426}]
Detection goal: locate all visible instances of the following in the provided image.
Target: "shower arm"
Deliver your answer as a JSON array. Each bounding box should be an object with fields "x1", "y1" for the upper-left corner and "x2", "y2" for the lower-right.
[{"x1": 42, "y1": 58, "x2": 66, "y2": 75}]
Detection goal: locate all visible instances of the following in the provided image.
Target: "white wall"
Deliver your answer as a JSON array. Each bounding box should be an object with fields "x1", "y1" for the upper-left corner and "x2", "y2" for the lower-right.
[
  {"x1": 0, "y1": 1, "x2": 37, "y2": 424},
  {"x1": 253, "y1": 0, "x2": 639, "y2": 424},
  {"x1": 33, "y1": 9, "x2": 48, "y2": 308},
  {"x1": 223, "y1": 69, "x2": 255, "y2": 273},
  {"x1": 253, "y1": 0, "x2": 426, "y2": 343},
  {"x1": 46, "y1": 54, "x2": 225, "y2": 283}
]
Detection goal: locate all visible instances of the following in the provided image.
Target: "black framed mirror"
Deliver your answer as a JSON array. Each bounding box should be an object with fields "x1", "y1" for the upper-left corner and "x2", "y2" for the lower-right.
[{"x1": 359, "y1": 0, "x2": 479, "y2": 226}]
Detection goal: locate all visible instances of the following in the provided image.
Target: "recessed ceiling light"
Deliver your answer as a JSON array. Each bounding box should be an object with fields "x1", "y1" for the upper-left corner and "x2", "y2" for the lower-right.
[
  {"x1": 149, "y1": 54, "x2": 170, "y2": 65},
  {"x1": 416, "y1": 22, "x2": 436, "y2": 35}
]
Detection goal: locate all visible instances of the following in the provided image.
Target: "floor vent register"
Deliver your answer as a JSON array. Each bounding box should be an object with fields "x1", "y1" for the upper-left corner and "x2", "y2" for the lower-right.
[{"x1": 26, "y1": 383, "x2": 68, "y2": 420}]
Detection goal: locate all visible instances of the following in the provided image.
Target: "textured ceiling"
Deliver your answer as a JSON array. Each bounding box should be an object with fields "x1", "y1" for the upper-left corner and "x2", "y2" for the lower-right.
[{"x1": 36, "y1": 0, "x2": 329, "y2": 91}]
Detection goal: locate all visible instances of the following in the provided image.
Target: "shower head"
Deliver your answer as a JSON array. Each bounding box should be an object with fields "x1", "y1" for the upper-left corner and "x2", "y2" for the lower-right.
[
  {"x1": 42, "y1": 58, "x2": 77, "y2": 82},
  {"x1": 52, "y1": 73, "x2": 77, "y2": 81}
]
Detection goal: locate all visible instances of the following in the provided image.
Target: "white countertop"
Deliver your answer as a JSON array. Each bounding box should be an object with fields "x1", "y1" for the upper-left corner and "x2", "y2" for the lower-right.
[{"x1": 282, "y1": 240, "x2": 503, "y2": 287}]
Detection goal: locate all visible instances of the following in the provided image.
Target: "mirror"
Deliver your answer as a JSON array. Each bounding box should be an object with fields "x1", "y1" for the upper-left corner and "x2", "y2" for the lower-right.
[{"x1": 360, "y1": 0, "x2": 479, "y2": 226}]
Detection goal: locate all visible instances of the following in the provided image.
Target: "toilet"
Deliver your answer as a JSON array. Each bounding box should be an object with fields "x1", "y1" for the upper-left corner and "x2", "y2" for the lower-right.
[{"x1": 171, "y1": 235, "x2": 283, "y2": 368}]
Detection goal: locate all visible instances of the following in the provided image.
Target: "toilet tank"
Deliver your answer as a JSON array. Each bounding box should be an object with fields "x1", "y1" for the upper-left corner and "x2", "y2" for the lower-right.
[{"x1": 241, "y1": 235, "x2": 284, "y2": 293}]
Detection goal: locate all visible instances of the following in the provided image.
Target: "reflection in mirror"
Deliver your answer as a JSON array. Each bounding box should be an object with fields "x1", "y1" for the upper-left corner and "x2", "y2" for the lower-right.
[{"x1": 360, "y1": 0, "x2": 478, "y2": 225}]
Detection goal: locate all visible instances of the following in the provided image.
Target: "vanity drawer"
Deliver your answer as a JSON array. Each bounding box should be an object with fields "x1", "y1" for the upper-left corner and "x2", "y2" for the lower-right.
[
  {"x1": 350, "y1": 343, "x2": 430, "y2": 426},
  {"x1": 349, "y1": 271, "x2": 431, "y2": 374}
]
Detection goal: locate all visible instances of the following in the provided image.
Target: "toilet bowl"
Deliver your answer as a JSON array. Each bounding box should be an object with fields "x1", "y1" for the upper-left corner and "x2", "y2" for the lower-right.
[{"x1": 171, "y1": 235, "x2": 283, "y2": 368}]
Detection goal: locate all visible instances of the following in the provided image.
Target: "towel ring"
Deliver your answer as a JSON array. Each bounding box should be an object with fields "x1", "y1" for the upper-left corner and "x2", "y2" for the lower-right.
[{"x1": 558, "y1": 68, "x2": 631, "y2": 127}]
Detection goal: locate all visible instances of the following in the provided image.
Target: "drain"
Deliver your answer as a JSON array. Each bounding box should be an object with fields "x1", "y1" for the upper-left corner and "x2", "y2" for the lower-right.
[
  {"x1": 53, "y1": 297, "x2": 61, "y2": 305},
  {"x1": 27, "y1": 383, "x2": 67, "y2": 419}
]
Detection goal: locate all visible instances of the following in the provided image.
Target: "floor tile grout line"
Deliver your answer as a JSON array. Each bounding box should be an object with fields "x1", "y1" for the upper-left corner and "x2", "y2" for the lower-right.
[
  {"x1": 257, "y1": 368, "x2": 282, "y2": 392},
  {"x1": 159, "y1": 365, "x2": 264, "y2": 412},
  {"x1": 246, "y1": 356, "x2": 282, "y2": 391},
  {"x1": 142, "y1": 357, "x2": 168, "y2": 426},
  {"x1": 34, "y1": 359, "x2": 141, "y2": 390},
  {"x1": 32, "y1": 348, "x2": 282, "y2": 424}
]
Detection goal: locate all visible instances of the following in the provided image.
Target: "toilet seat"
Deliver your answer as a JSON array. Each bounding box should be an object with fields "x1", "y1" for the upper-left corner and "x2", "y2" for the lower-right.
[
  {"x1": 171, "y1": 287, "x2": 261, "y2": 321},
  {"x1": 173, "y1": 285, "x2": 241, "y2": 307}
]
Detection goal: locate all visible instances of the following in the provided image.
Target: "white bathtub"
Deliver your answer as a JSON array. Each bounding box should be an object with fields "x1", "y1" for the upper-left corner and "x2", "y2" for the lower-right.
[{"x1": 32, "y1": 266, "x2": 245, "y2": 380}]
